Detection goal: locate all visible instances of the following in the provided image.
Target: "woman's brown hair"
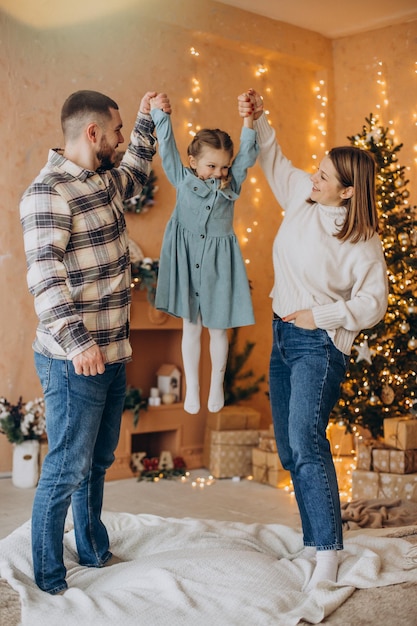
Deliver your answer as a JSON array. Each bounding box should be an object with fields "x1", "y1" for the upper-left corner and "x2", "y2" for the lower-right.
[{"x1": 329, "y1": 146, "x2": 379, "y2": 243}]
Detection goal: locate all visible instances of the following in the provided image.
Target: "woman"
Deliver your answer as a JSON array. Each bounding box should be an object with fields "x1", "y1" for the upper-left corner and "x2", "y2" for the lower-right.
[{"x1": 238, "y1": 89, "x2": 388, "y2": 590}]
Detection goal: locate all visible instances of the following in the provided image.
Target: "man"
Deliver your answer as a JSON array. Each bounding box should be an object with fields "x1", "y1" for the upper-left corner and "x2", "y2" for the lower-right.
[{"x1": 20, "y1": 89, "x2": 171, "y2": 594}]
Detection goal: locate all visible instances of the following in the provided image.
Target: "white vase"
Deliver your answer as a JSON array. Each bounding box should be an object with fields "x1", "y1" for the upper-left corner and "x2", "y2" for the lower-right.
[{"x1": 12, "y1": 440, "x2": 40, "y2": 489}]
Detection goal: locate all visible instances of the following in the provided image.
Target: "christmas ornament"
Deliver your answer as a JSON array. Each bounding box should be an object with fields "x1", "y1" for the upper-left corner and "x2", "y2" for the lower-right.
[
  {"x1": 353, "y1": 340, "x2": 375, "y2": 364},
  {"x1": 369, "y1": 393, "x2": 379, "y2": 405},
  {"x1": 408, "y1": 337, "x2": 417, "y2": 350},
  {"x1": 381, "y1": 384, "x2": 395, "y2": 405},
  {"x1": 399, "y1": 321, "x2": 410, "y2": 334}
]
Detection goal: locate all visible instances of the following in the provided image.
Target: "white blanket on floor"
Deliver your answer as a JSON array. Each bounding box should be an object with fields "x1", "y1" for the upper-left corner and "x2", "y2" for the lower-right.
[{"x1": 1, "y1": 512, "x2": 417, "y2": 626}]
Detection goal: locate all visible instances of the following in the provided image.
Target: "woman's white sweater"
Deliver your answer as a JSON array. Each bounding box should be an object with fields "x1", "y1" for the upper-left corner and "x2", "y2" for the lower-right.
[{"x1": 254, "y1": 114, "x2": 388, "y2": 355}]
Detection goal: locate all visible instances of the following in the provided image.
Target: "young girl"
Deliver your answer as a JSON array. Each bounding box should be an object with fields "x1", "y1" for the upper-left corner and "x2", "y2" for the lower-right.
[
  {"x1": 238, "y1": 89, "x2": 388, "y2": 590},
  {"x1": 150, "y1": 100, "x2": 258, "y2": 414}
]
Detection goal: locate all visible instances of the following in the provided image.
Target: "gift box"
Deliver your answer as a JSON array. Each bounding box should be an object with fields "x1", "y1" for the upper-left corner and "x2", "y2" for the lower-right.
[
  {"x1": 206, "y1": 406, "x2": 261, "y2": 431},
  {"x1": 356, "y1": 439, "x2": 387, "y2": 470},
  {"x1": 351, "y1": 469, "x2": 417, "y2": 501},
  {"x1": 372, "y1": 448, "x2": 417, "y2": 474},
  {"x1": 326, "y1": 422, "x2": 355, "y2": 456},
  {"x1": 356, "y1": 440, "x2": 374, "y2": 470},
  {"x1": 383, "y1": 417, "x2": 417, "y2": 451},
  {"x1": 258, "y1": 426, "x2": 277, "y2": 453},
  {"x1": 251, "y1": 448, "x2": 291, "y2": 489},
  {"x1": 203, "y1": 428, "x2": 260, "y2": 478}
]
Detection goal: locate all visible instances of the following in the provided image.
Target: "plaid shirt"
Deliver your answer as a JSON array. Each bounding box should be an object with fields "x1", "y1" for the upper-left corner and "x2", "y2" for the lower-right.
[{"x1": 20, "y1": 112, "x2": 156, "y2": 363}]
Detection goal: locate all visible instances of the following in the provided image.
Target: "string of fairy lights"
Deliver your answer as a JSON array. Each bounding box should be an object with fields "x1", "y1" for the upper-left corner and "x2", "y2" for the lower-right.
[{"x1": 310, "y1": 73, "x2": 328, "y2": 170}]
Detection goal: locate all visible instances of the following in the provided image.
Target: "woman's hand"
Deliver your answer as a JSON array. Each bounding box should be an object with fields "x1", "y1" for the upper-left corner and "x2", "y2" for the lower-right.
[
  {"x1": 237, "y1": 88, "x2": 263, "y2": 120},
  {"x1": 283, "y1": 310, "x2": 317, "y2": 330}
]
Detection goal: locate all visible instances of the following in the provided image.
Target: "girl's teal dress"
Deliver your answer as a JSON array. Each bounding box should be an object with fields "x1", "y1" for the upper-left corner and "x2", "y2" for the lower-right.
[{"x1": 151, "y1": 109, "x2": 258, "y2": 329}]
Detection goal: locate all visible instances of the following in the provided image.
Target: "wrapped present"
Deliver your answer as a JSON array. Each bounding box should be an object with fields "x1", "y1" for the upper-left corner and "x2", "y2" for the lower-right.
[
  {"x1": 206, "y1": 406, "x2": 261, "y2": 431},
  {"x1": 356, "y1": 440, "x2": 374, "y2": 470},
  {"x1": 372, "y1": 448, "x2": 417, "y2": 474},
  {"x1": 326, "y1": 422, "x2": 355, "y2": 456},
  {"x1": 203, "y1": 428, "x2": 260, "y2": 478},
  {"x1": 251, "y1": 448, "x2": 290, "y2": 489},
  {"x1": 383, "y1": 416, "x2": 417, "y2": 451},
  {"x1": 356, "y1": 439, "x2": 387, "y2": 470},
  {"x1": 258, "y1": 432, "x2": 277, "y2": 453},
  {"x1": 352, "y1": 469, "x2": 417, "y2": 501}
]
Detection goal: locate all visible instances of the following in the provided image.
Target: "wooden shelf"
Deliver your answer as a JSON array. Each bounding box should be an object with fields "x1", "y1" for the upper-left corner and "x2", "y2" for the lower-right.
[{"x1": 106, "y1": 407, "x2": 205, "y2": 481}]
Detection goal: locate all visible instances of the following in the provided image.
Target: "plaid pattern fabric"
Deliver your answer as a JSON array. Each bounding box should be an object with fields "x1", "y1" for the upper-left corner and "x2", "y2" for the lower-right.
[{"x1": 20, "y1": 113, "x2": 156, "y2": 364}]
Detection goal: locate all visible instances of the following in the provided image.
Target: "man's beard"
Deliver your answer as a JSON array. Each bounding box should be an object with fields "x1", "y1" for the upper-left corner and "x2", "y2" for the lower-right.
[{"x1": 97, "y1": 138, "x2": 116, "y2": 172}]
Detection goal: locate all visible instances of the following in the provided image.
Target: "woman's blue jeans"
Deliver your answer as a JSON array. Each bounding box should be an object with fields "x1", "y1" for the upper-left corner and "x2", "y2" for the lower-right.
[
  {"x1": 269, "y1": 318, "x2": 349, "y2": 551},
  {"x1": 32, "y1": 353, "x2": 126, "y2": 594}
]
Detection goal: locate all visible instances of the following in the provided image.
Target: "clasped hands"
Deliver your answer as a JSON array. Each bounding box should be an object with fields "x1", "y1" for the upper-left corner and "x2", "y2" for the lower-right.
[
  {"x1": 140, "y1": 91, "x2": 172, "y2": 115},
  {"x1": 140, "y1": 88, "x2": 264, "y2": 119},
  {"x1": 237, "y1": 88, "x2": 264, "y2": 120}
]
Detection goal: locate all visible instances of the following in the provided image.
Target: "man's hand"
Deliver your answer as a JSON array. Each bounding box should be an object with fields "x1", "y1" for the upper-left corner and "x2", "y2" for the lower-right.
[
  {"x1": 282, "y1": 310, "x2": 317, "y2": 330},
  {"x1": 139, "y1": 91, "x2": 158, "y2": 115},
  {"x1": 150, "y1": 93, "x2": 172, "y2": 114},
  {"x1": 141, "y1": 92, "x2": 171, "y2": 115},
  {"x1": 72, "y1": 345, "x2": 105, "y2": 376}
]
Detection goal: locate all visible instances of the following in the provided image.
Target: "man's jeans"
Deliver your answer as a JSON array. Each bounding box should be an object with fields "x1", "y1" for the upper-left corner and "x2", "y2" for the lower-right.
[
  {"x1": 33, "y1": 353, "x2": 126, "y2": 594},
  {"x1": 269, "y1": 317, "x2": 349, "y2": 550}
]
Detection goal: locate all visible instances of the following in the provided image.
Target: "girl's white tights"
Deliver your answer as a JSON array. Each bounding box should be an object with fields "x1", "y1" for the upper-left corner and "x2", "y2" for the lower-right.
[
  {"x1": 182, "y1": 318, "x2": 228, "y2": 414},
  {"x1": 207, "y1": 327, "x2": 228, "y2": 413},
  {"x1": 182, "y1": 318, "x2": 202, "y2": 414}
]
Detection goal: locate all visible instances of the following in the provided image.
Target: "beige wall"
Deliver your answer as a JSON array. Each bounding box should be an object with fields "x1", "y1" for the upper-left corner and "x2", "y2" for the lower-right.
[
  {"x1": 332, "y1": 21, "x2": 417, "y2": 181},
  {"x1": 0, "y1": 0, "x2": 415, "y2": 469}
]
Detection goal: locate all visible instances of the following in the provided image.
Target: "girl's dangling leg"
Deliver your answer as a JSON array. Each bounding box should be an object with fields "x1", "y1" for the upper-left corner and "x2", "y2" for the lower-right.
[
  {"x1": 208, "y1": 328, "x2": 228, "y2": 413},
  {"x1": 182, "y1": 317, "x2": 202, "y2": 414}
]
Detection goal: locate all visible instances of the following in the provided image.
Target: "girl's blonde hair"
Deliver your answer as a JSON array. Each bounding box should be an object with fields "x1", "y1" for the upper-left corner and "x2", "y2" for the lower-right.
[{"x1": 329, "y1": 146, "x2": 379, "y2": 243}]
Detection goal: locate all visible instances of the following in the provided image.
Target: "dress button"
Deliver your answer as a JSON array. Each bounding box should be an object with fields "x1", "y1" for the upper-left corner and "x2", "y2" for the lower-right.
[
  {"x1": 200, "y1": 234, "x2": 205, "y2": 238},
  {"x1": 193, "y1": 187, "x2": 198, "y2": 191},
  {"x1": 195, "y1": 263, "x2": 200, "y2": 268},
  {"x1": 206, "y1": 206, "x2": 210, "y2": 211},
  {"x1": 195, "y1": 292, "x2": 199, "y2": 297}
]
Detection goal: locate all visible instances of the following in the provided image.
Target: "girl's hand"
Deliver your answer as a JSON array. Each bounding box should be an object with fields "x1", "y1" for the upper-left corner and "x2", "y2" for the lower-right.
[
  {"x1": 141, "y1": 92, "x2": 172, "y2": 115},
  {"x1": 150, "y1": 93, "x2": 172, "y2": 114},
  {"x1": 282, "y1": 310, "x2": 317, "y2": 330},
  {"x1": 238, "y1": 88, "x2": 263, "y2": 120}
]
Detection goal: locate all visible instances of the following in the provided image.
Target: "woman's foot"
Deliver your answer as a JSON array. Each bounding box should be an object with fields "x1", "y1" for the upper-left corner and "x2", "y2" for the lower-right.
[{"x1": 305, "y1": 550, "x2": 339, "y2": 591}]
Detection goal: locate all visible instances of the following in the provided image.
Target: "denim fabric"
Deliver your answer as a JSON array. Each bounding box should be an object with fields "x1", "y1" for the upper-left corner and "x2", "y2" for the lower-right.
[
  {"x1": 269, "y1": 318, "x2": 349, "y2": 551},
  {"x1": 32, "y1": 353, "x2": 126, "y2": 594}
]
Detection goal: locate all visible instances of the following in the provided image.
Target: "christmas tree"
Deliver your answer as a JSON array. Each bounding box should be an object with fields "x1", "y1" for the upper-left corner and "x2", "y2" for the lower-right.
[{"x1": 331, "y1": 114, "x2": 417, "y2": 438}]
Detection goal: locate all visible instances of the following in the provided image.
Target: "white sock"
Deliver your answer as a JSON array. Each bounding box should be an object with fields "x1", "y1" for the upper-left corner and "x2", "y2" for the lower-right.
[
  {"x1": 184, "y1": 384, "x2": 200, "y2": 414},
  {"x1": 305, "y1": 550, "x2": 339, "y2": 591},
  {"x1": 208, "y1": 378, "x2": 224, "y2": 413}
]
